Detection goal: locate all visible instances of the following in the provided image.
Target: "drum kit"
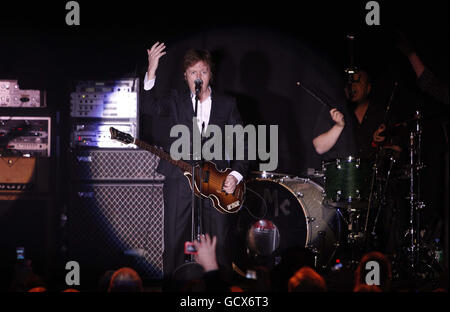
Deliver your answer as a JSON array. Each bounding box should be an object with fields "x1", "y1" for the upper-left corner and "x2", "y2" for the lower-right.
[
  {"x1": 232, "y1": 36, "x2": 445, "y2": 282},
  {"x1": 233, "y1": 109, "x2": 444, "y2": 286},
  {"x1": 234, "y1": 157, "x2": 371, "y2": 274}
]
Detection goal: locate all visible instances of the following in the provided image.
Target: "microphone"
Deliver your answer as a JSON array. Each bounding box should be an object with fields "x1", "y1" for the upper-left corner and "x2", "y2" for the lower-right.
[{"x1": 194, "y1": 79, "x2": 203, "y2": 95}]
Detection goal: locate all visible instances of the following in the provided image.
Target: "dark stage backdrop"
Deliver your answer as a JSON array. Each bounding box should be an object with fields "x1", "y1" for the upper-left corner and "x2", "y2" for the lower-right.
[
  {"x1": 1, "y1": 1, "x2": 447, "y2": 173},
  {"x1": 141, "y1": 27, "x2": 349, "y2": 174}
]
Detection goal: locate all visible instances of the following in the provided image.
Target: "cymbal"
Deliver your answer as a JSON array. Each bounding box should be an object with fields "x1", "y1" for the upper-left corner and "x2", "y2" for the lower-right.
[{"x1": 248, "y1": 171, "x2": 294, "y2": 179}]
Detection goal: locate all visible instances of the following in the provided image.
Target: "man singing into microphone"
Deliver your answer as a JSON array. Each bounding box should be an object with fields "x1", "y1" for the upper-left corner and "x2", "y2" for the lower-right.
[{"x1": 141, "y1": 42, "x2": 248, "y2": 284}]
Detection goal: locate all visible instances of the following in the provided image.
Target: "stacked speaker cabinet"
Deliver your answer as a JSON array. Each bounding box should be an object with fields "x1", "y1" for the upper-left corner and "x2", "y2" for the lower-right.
[
  {"x1": 0, "y1": 80, "x2": 53, "y2": 291},
  {"x1": 66, "y1": 78, "x2": 165, "y2": 287}
]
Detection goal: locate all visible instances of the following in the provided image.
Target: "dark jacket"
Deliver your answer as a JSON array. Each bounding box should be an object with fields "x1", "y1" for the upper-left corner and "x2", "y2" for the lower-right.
[{"x1": 140, "y1": 84, "x2": 249, "y2": 179}]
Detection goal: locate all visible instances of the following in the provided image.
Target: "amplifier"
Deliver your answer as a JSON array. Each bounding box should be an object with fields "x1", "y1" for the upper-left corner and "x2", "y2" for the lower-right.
[
  {"x1": 0, "y1": 156, "x2": 35, "y2": 192},
  {"x1": 0, "y1": 116, "x2": 51, "y2": 157},
  {"x1": 0, "y1": 156, "x2": 50, "y2": 199},
  {"x1": 66, "y1": 183, "x2": 165, "y2": 282},
  {"x1": 70, "y1": 149, "x2": 164, "y2": 181},
  {"x1": 70, "y1": 78, "x2": 138, "y2": 118},
  {"x1": 0, "y1": 80, "x2": 46, "y2": 108},
  {"x1": 71, "y1": 121, "x2": 137, "y2": 149}
]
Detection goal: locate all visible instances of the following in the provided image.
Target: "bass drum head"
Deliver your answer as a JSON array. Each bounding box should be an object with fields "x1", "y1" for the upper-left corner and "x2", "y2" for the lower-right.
[
  {"x1": 239, "y1": 179, "x2": 307, "y2": 253},
  {"x1": 235, "y1": 178, "x2": 341, "y2": 272},
  {"x1": 281, "y1": 178, "x2": 341, "y2": 261}
]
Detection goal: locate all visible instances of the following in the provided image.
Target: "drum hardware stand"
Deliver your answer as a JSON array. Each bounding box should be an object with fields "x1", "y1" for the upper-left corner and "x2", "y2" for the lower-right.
[
  {"x1": 364, "y1": 149, "x2": 398, "y2": 249},
  {"x1": 305, "y1": 215, "x2": 321, "y2": 269},
  {"x1": 364, "y1": 154, "x2": 379, "y2": 248},
  {"x1": 306, "y1": 244, "x2": 321, "y2": 269},
  {"x1": 360, "y1": 80, "x2": 399, "y2": 251},
  {"x1": 316, "y1": 231, "x2": 327, "y2": 269},
  {"x1": 332, "y1": 202, "x2": 360, "y2": 268},
  {"x1": 404, "y1": 110, "x2": 426, "y2": 278},
  {"x1": 347, "y1": 195, "x2": 364, "y2": 238},
  {"x1": 341, "y1": 202, "x2": 365, "y2": 268},
  {"x1": 307, "y1": 233, "x2": 337, "y2": 271}
]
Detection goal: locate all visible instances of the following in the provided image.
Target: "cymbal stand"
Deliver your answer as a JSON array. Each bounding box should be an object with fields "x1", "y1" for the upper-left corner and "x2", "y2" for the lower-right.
[{"x1": 406, "y1": 110, "x2": 425, "y2": 274}]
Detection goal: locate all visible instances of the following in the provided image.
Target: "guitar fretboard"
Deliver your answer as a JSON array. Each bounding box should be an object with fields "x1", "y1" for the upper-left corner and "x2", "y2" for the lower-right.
[{"x1": 134, "y1": 138, "x2": 192, "y2": 174}]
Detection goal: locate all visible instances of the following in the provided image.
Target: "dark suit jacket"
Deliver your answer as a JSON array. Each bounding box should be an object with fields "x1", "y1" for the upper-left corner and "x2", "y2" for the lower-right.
[{"x1": 140, "y1": 83, "x2": 249, "y2": 180}]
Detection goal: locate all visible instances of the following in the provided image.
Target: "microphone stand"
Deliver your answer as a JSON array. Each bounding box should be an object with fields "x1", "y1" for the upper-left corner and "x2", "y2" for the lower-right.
[
  {"x1": 191, "y1": 88, "x2": 204, "y2": 261},
  {"x1": 172, "y1": 85, "x2": 205, "y2": 279},
  {"x1": 190, "y1": 90, "x2": 200, "y2": 261},
  {"x1": 198, "y1": 121, "x2": 205, "y2": 242}
]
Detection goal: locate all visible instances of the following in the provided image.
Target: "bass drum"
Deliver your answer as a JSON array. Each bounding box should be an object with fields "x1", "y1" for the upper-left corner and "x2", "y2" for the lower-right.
[{"x1": 236, "y1": 176, "x2": 341, "y2": 269}]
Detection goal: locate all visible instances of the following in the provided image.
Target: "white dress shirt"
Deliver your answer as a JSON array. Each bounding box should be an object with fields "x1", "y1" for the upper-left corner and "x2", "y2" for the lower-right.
[{"x1": 144, "y1": 73, "x2": 243, "y2": 183}]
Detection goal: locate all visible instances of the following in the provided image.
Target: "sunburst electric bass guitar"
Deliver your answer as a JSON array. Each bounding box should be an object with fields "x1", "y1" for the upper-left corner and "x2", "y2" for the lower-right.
[{"x1": 109, "y1": 127, "x2": 245, "y2": 214}]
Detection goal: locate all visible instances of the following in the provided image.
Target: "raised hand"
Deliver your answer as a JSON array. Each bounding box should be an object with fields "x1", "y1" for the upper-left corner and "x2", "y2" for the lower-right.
[
  {"x1": 147, "y1": 42, "x2": 166, "y2": 80},
  {"x1": 193, "y1": 234, "x2": 219, "y2": 272},
  {"x1": 395, "y1": 30, "x2": 414, "y2": 57},
  {"x1": 330, "y1": 108, "x2": 345, "y2": 128}
]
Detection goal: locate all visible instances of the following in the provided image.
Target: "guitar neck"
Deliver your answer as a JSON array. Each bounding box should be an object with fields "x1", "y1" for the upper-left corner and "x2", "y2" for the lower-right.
[{"x1": 133, "y1": 138, "x2": 192, "y2": 174}]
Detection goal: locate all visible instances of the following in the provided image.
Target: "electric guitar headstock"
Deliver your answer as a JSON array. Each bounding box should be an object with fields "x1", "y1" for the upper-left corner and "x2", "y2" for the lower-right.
[{"x1": 109, "y1": 127, "x2": 135, "y2": 145}]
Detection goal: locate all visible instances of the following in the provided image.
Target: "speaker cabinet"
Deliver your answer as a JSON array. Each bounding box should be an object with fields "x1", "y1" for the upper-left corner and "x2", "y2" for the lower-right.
[
  {"x1": 66, "y1": 183, "x2": 164, "y2": 285},
  {"x1": 69, "y1": 149, "x2": 164, "y2": 181}
]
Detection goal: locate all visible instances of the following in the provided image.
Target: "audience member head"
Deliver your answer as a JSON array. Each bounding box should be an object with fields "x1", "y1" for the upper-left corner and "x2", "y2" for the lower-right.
[
  {"x1": 229, "y1": 285, "x2": 245, "y2": 292},
  {"x1": 98, "y1": 270, "x2": 115, "y2": 292},
  {"x1": 271, "y1": 246, "x2": 315, "y2": 291},
  {"x1": 288, "y1": 266, "x2": 327, "y2": 292},
  {"x1": 28, "y1": 287, "x2": 47, "y2": 292},
  {"x1": 62, "y1": 288, "x2": 80, "y2": 292},
  {"x1": 353, "y1": 284, "x2": 382, "y2": 292},
  {"x1": 354, "y1": 251, "x2": 392, "y2": 292},
  {"x1": 10, "y1": 259, "x2": 46, "y2": 292},
  {"x1": 179, "y1": 278, "x2": 207, "y2": 292},
  {"x1": 432, "y1": 288, "x2": 447, "y2": 293},
  {"x1": 108, "y1": 267, "x2": 143, "y2": 292}
]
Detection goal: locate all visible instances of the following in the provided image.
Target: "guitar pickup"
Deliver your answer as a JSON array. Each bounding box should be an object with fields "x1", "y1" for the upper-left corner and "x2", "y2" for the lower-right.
[
  {"x1": 202, "y1": 170, "x2": 210, "y2": 183},
  {"x1": 227, "y1": 201, "x2": 240, "y2": 210}
]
